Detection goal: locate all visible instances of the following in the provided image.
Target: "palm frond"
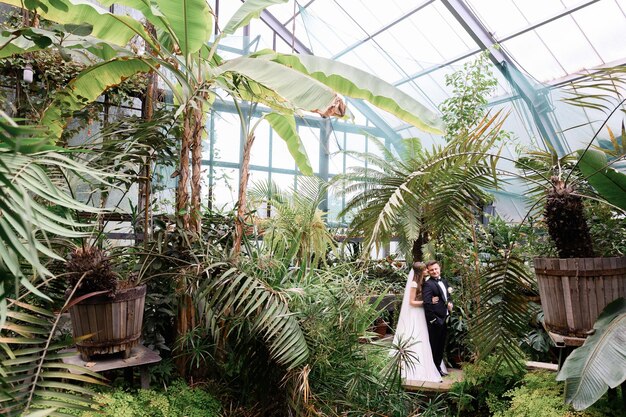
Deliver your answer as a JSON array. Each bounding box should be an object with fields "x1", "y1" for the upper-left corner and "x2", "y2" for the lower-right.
[
  {"x1": 198, "y1": 266, "x2": 309, "y2": 369},
  {"x1": 0, "y1": 114, "x2": 111, "y2": 320},
  {"x1": 0, "y1": 294, "x2": 106, "y2": 416},
  {"x1": 471, "y1": 254, "x2": 536, "y2": 371}
]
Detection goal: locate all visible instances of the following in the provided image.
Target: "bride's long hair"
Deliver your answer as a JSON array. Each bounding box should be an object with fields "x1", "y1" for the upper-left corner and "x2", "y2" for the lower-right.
[{"x1": 412, "y1": 262, "x2": 427, "y2": 299}]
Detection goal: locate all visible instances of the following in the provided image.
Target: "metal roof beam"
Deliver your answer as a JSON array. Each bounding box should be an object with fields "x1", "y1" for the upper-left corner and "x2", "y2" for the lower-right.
[
  {"x1": 394, "y1": 0, "x2": 598, "y2": 88},
  {"x1": 332, "y1": 0, "x2": 436, "y2": 60},
  {"x1": 441, "y1": 0, "x2": 567, "y2": 157},
  {"x1": 258, "y1": 8, "x2": 313, "y2": 54}
]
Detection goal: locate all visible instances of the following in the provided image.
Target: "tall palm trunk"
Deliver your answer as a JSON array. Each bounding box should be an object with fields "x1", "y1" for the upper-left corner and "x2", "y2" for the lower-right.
[
  {"x1": 233, "y1": 132, "x2": 255, "y2": 256},
  {"x1": 174, "y1": 102, "x2": 205, "y2": 378},
  {"x1": 546, "y1": 177, "x2": 595, "y2": 258},
  {"x1": 177, "y1": 112, "x2": 192, "y2": 230},
  {"x1": 138, "y1": 23, "x2": 157, "y2": 245},
  {"x1": 190, "y1": 101, "x2": 204, "y2": 233}
]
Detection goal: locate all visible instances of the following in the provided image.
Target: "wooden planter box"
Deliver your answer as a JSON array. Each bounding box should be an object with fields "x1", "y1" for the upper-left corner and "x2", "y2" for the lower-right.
[
  {"x1": 534, "y1": 257, "x2": 626, "y2": 341},
  {"x1": 69, "y1": 285, "x2": 146, "y2": 361}
]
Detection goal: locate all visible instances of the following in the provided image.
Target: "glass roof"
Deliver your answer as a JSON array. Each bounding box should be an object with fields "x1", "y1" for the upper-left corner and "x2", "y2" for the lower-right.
[
  {"x1": 216, "y1": 0, "x2": 624, "y2": 221},
  {"x1": 214, "y1": 0, "x2": 626, "y2": 148}
]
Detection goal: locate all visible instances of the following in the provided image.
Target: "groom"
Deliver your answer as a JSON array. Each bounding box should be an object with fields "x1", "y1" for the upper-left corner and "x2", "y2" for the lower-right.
[{"x1": 422, "y1": 260, "x2": 452, "y2": 377}]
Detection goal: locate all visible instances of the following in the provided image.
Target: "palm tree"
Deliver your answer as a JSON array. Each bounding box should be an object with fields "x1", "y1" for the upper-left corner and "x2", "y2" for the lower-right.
[
  {"x1": 248, "y1": 176, "x2": 336, "y2": 269},
  {"x1": 334, "y1": 136, "x2": 430, "y2": 261}
]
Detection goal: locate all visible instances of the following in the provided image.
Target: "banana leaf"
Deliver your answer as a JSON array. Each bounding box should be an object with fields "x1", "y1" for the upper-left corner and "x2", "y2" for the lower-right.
[
  {"x1": 223, "y1": 0, "x2": 288, "y2": 35},
  {"x1": 0, "y1": 0, "x2": 149, "y2": 47},
  {"x1": 251, "y1": 51, "x2": 445, "y2": 135},
  {"x1": 41, "y1": 57, "x2": 154, "y2": 140},
  {"x1": 577, "y1": 149, "x2": 626, "y2": 212},
  {"x1": 265, "y1": 112, "x2": 312, "y2": 176},
  {"x1": 556, "y1": 297, "x2": 626, "y2": 410}
]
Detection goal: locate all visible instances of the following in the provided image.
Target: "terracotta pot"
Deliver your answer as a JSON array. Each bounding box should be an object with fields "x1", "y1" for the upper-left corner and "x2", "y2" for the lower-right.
[
  {"x1": 69, "y1": 285, "x2": 146, "y2": 361},
  {"x1": 534, "y1": 257, "x2": 626, "y2": 340}
]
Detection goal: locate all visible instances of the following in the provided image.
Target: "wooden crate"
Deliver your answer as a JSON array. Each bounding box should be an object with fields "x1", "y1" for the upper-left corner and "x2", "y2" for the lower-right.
[
  {"x1": 69, "y1": 285, "x2": 146, "y2": 361},
  {"x1": 534, "y1": 257, "x2": 626, "y2": 339}
]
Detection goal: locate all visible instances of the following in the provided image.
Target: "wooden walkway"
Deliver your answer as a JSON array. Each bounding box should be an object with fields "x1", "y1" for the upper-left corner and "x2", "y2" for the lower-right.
[
  {"x1": 404, "y1": 368, "x2": 463, "y2": 392},
  {"x1": 403, "y1": 361, "x2": 558, "y2": 392}
]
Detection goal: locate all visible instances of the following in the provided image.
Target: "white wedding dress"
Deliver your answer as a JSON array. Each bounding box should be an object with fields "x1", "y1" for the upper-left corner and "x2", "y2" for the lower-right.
[{"x1": 392, "y1": 269, "x2": 446, "y2": 383}]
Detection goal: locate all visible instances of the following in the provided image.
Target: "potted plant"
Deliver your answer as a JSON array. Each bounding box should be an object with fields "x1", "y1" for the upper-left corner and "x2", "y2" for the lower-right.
[
  {"x1": 533, "y1": 172, "x2": 626, "y2": 344},
  {"x1": 527, "y1": 76, "x2": 626, "y2": 345},
  {"x1": 66, "y1": 245, "x2": 146, "y2": 361}
]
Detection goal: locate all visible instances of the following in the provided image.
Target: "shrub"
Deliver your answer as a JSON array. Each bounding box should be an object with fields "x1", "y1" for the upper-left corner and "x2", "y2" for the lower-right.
[
  {"x1": 449, "y1": 355, "x2": 527, "y2": 415},
  {"x1": 492, "y1": 371, "x2": 617, "y2": 417},
  {"x1": 79, "y1": 380, "x2": 220, "y2": 417}
]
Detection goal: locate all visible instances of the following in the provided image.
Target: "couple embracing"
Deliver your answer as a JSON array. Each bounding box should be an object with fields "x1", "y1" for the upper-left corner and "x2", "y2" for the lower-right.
[{"x1": 393, "y1": 260, "x2": 452, "y2": 383}]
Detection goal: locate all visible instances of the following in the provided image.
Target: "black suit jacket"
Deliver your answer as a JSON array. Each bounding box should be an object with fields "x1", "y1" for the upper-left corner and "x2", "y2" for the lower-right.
[{"x1": 422, "y1": 277, "x2": 450, "y2": 324}]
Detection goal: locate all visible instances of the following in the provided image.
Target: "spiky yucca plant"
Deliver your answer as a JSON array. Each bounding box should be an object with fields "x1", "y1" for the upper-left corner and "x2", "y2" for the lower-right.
[{"x1": 66, "y1": 247, "x2": 119, "y2": 297}]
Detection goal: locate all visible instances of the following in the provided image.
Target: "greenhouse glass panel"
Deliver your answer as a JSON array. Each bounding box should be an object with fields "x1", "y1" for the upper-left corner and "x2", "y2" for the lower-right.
[
  {"x1": 419, "y1": 2, "x2": 478, "y2": 59},
  {"x1": 248, "y1": 170, "x2": 268, "y2": 191},
  {"x1": 272, "y1": 172, "x2": 296, "y2": 191},
  {"x1": 330, "y1": 0, "x2": 406, "y2": 34},
  {"x1": 328, "y1": 131, "x2": 345, "y2": 175},
  {"x1": 407, "y1": 73, "x2": 450, "y2": 111},
  {"x1": 463, "y1": 0, "x2": 528, "y2": 38},
  {"x1": 535, "y1": 17, "x2": 602, "y2": 75},
  {"x1": 397, "y1": 82, "x2": 439, "y2": 113},
  {"x1": 212, "y1": 167, "x2": 238, "y2": 211},
  {"x1": 339, "y1": 43, "x2": 404, "y2": 81},
  {"x1": 569, "y1": 1, "x2": 626, "y2": 64},
  {"x1": 303, "y1": 1, "x2": 364, "y2": 53},
  {"x1": 299, "y1": 125, "x2": 320, "y2": 174},
  {"x1": 213, "y1": 112, "x2": 241, "y2": 163},
  {"x1": 272, "y1": 132, "x2": 296, "y2": 170},
  {"x1": 268, "y1": 0, "x2": 304, "y2": 23},
  {"x1": 250, "y1": 119, "x2": 270, "y2": 167},
  {"x1": 377, "y1": 15, "x2": 448, "y2": 67},
  {"x1": 511, "y1": 0, "x2": 568, "y2": 25},
  {"x1": 345, "y1": 133, "x2": 366, "y2": 170},
  {"x1": 502, "y1": 32, "x2": 566, "y2": 82}
]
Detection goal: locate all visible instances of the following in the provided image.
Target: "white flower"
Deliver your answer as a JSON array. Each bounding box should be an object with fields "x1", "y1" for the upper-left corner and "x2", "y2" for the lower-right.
[{"x1": 448, "y1": 287, "x2": 454, "y2": 294}]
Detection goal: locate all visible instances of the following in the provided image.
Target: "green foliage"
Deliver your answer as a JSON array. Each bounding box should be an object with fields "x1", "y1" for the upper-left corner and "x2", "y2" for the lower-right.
[
  {"x1": 493, "y1": 371, "x2": 617, "y2": 417},
  {"x1": 292, "y1": 270, "x2": 434, "y2": 416},
  {"x1": 439, "y1": 52, "x2": 499, "y2": 140},
  {"x1": 78, "y1": 381, "x2": 221, "y2": 417},
  {"x1": 556, "y1": 298, "x2": 626, "y2": 410},
  {"x1": 585, "y1": 199, "x2": 626, "y2": 257},
  {"x1": 449, "y1": 354, "x2": 527, "y2": 416},
  {"x1": 248, "y1": 177, "x2": 336, "y2": 268}
]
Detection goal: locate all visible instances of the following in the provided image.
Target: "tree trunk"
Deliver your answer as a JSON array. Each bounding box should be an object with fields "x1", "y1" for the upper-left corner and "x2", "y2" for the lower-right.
[
  {"x1": 233, "y1": 132, "x2": 255, "y2": 256},
  {"x1": 175, "y1": 289, "x2": 196, "y2": 377},
  {"x1": 546, "y1": 177, "x2": 594, "y2": 258},
  {"x1": 411, "y1": 227, "x2": 428, "y2": 262},
  {"x1": 138, "y1": 69, "x2": 157, "y2": 245},
  {"x1": 189, "y1": 101, "x2": 204, "y2": 234},
  {"x1": 177, "y1": 111, "x2": 192, "y2": 230}
]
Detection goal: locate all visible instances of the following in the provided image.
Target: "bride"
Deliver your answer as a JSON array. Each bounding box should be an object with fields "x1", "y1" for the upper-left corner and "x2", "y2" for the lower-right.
[{"x1": 392, "y1": 262, "x2": 445, "y2": 383}]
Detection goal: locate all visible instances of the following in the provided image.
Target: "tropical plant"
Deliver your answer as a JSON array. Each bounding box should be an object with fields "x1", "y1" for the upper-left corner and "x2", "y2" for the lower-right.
[
  {"x1": 333, "y1": 136, "x2": 430, "y2": 261},
  {"x1": 0, "y1": 113, "x2": 113, "y2": 416},
  {"x1": 556, "y1": 297, "x2": 626, "y2": 410},
  {"x1": 248, "y1": 177, "x2": 336, "y2": 268},
  {"x1": 0, "y1": 0, "x2": 445, "y2": 364},
  {"x1": 439, "y1": 52, "x2": 499, "y2": 141}
]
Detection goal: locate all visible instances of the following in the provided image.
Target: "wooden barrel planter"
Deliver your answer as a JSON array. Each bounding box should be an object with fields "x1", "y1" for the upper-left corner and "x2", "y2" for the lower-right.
[
  {"x1": 69, "y1": 285, "x2": 146, "y2": 361},
  {"x1": 534, "y1": 257, "x2": 626, "y2": 342}
]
